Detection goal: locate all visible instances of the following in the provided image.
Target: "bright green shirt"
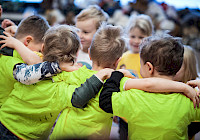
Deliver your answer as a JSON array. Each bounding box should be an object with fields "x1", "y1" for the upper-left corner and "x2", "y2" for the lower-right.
[
  {"x1": 0, "y1": 66, "x2": 91, "y2": 139},
  {"x1": 50, "y1": 71, "x2": 129, "y2": 139},
  {"x1": 0, "y1": 51, "x2": 23, "y2": 108},
  {"x1": 112, "y1": 89, "x2": 200, "y2": 140}
]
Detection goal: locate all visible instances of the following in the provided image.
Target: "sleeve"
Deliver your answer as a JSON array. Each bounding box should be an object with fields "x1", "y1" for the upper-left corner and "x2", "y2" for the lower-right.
[
  {"x1": 99, "y1": 71, "x2": 124, "y2": 114},
  {"x1": 13, "y1": 61, "x2": 62, "y2": 85},
  {"x1": 0, "y1": 47, "x2": 14, "y2": 56},
  {"x1": 71, "y1": 75, "x2": 103, "y2": 108}
]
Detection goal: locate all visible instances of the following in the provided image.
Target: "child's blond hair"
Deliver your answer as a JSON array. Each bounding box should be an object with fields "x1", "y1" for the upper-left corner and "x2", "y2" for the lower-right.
[
  {"x1": 90, "y1": 24, "x2": 126, "y2": 67},
  {"x1": 126, "y1": 14, "x2": 154, "y2": 36},
  {"x1": 75, "y1": 5, "x2": 109, "y2": 30},
  {"x1": 43, "y1": 25, "x2": 80, "y2": 64},
  {"x1": 181, "y1": 45, "x2": 198, "y2": 83}
]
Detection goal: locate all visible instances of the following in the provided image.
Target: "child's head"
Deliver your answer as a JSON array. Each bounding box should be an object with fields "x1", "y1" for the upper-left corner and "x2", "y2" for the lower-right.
[
  {"x1": 42, "y1": 25, "x2": 80, "y2": 64},
  {"x1": 174, "y1": 45, "x2": 198, "y2": 83},
  {"x1": 15, "y1": 15, "x2": 50, "y2": 52},
  {"x1": 139, "y1": 34, "x2": 184, "y2": 78},
  {"x1": 90, "y1": 24, "x2": 125, "y2": 69},
  {"x1": 126, "y1": 14, "x2": 154, "y2": 53},
  {"x1": 75, "y1": 5, "x2": 109, "y2": 53}
]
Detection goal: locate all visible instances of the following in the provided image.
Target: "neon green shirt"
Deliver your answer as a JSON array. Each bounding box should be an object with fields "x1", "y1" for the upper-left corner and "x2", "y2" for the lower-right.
[
  {"x1": 112, "y1": 89, "x2": 200, "y2": 140},
  {"x1": 0, "y1": 51, "x2": 23, "y2": 108},
  {"x1": 0, "y1": 66, "x2": 91, "y2": 139},
  {"x1": 50, "y1": 71, "x2": 129, "y2": 139}
]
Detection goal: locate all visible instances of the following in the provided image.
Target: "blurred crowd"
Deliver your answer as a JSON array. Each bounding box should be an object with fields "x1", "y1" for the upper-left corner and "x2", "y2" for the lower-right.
[{"x1": 1, "y1": 0, "x2": 200, "y2": 72}]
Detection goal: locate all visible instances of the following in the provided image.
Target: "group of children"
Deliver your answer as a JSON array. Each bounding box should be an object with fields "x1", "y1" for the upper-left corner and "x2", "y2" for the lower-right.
[{"x1": 0, "y1": 4, "x2": 199, "y2": 140}]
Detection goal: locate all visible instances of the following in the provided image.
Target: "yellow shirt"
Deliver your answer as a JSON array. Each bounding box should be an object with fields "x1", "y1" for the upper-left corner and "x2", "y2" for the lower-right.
[{"x1": 117, "y1": 51, "x2": 141, "y2": 78}]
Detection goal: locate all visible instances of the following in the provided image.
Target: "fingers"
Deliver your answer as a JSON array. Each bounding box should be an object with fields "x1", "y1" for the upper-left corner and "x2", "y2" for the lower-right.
[
  {"x1": 196, "y1": 96, "x2": 199, "y2": 108},
  {"x1": 0, "y1": 35, "x2": 7, "y2": 39},
  {"x1": 192, "y1": 95, "x2": 200, "y2": 108},
  {"x1": 3, "y1": 31, "x2": 11, "y2": 37},
  {"x1": 0, "y1": 44, "x2": 6, "y2": 49}
]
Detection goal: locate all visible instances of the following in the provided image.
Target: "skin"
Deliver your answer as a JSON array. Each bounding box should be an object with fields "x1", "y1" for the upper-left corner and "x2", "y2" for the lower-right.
[
  {"x1": 129, "y1": 27, "x2": 148, "y2": 53},
  {"x1": 76, "y1": 18, "x2": 97, "y2": 53}
]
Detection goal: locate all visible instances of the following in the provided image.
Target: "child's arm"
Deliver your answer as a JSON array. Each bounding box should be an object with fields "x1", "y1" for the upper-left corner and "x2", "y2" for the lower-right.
[
  {"x1": 99, "y1": 71, "x2": 123, "y2": 113},
  {"x1": 113, "y1": 70, "x2": 199, "y2": 108},
  {"x1": 13, "y1": 61, "x2": 62, "y2": 85},
  {"x1": 71, "y1": 68, "x2": 114, "y2": 108},
  {"x1": 0, "y1": 32, "x2": 42, "y2": 65}
]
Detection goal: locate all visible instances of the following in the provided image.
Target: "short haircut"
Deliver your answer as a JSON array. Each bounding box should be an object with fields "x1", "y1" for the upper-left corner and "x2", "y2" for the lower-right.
[
  {"x1": 181, "y1": 45, "x2": 198, "y2": 83},
  {"x1": 43, "y1": 25, "x2": 80, "y2": 64},
  {"x1": 90, "y1": 24, "x2": 126, "y2": 67},
  {"x1": 126, "y1": 14, "x2": 154, "y2": 36},
  {"x1": 15, "y1": 15, "x2": 50, "y2": 44},
  {"x1": 75, "y1": 5, "x2": 109, "y2": 29},
  {"x1": 140, "y1": 34, "x2": 184, "y2": 76}
]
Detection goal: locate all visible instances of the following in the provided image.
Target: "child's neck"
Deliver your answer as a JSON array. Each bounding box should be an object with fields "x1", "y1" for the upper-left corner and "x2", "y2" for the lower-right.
[
  {"x1": 153, "y1": 72, "x2": 174, "y2": 81},
  {"x1": 92, "y1": 63, "x2": 116, "y2": 71},
  {"x1": 92, "y1": 64, "x2": 105, "y2": 71}
]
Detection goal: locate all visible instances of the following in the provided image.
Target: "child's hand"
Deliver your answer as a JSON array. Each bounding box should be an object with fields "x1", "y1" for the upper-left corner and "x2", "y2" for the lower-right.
[
  {"x1": 117, "y1": 69, "x2": 136, "y2": 79},
  {"x1": 4, "y1": 25, "x2": 17, "y2": 37},
  {"x1": 96, "y1": 68, "x2": 114, "y2": 81},
  {"x1": 59, "y1": 62, "x2": 81, "y2": 72},
  {"x1": 1, "y1": 19, "x2": 16, "y2": 29},
  {"x1": 184, "y1": 84, "x2": 199, "y2": 108},
  {"x1": 0, "y1": 31, "x2": 23, "y2": 49},
  {"x1": 187, "y1": 80, "x2": 200, "y2": 91}
]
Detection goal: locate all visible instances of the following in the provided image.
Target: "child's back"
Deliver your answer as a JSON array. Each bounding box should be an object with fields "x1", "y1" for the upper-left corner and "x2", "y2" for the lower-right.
[
  {"x1": 0, "y1": 25, "x2": 82, "y2": 139},
  {"x1": 0, "y1": 15, "x2": 49, "y2": 108},
  {"x1": 100, "y1": 34, "x2": 200, "y2": 139},
  {"x1": 50, "y1": 24, "x2": 127, "y2": 139}
]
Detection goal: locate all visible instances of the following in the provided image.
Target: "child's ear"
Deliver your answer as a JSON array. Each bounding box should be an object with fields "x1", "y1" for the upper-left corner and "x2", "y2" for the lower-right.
[
  {"x1": 146, "y1": 62, "x2": 154, "y2": 75},
  {"x1": 114, "y1": 57, "x2": 121, "y2": 69},
  {"x1": 41, "y1": 44, "x2": 44, "y2": 53},
  {"x1": 24, "y1": 36, "x2": 33, "y2": 46}
]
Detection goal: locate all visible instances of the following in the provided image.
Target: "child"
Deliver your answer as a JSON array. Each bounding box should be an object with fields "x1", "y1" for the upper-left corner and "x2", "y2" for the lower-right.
[
  {"x1": 2, "y1": 24, "x2": 198, "y2": 139},
  {"x1": 75, "y1": 5, "x2": 109, "y2": 68},
  {"x1": 0, "y1": 25, "x2": 112, "y2": 139},
  {"x1": 99, "y1": 34, "x2": 200, "y2": 139},
  {"x1": 174, "y1": 45, "x2": 198, "y2": 83},
  {"x1": 117, "y1": 14, "x2": 154, "y2": 78},
  {"x1": 49, "y1": 25, "x2": 198, "y2": 139},
  {"x1": 0, "y1": 15, "x2": 49, "y2": 108},
  {"x1": 173, "y1": 45, "x2": 199, "y2": 140}
]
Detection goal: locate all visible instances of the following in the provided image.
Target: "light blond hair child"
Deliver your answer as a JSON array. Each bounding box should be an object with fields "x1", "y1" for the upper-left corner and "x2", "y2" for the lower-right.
[
  {"x1": 174, "y1": 45, "x2": 198, "y2": 83},
  {"x1": 75, "y1": 5, "x2": 109, "y2": 67},
  {"x1": 117, "y1": 14, "x2": 154, "y2": 78}
]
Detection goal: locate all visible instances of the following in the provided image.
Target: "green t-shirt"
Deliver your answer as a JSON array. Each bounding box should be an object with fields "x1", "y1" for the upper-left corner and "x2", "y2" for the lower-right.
[
  {"x1": 50, "y1": 71, "x2": 129, "y2": 139},
  {"x1": 112, "y1": 89, "x2": 200, "y2": 140},
  {"x1": 0, "y1": 50, "x2": 23, "y2": 108},
  {"x1": 0, "y1": 66, "x2": 92, "y2": 139}
]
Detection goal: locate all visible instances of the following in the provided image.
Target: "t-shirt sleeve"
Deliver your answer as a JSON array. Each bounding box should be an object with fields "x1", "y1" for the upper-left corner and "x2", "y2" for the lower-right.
[
  {"x1": 119, "y1": 77, "x2": 130, "y2": 91},
  {"x1": 56, "y1": 82, "x2": 79, "y2": 109},
  {"x1": 5, "y1": 56, "x2": 24, "y2": 81},
  {"x1": 111, "y1": 90, "x2": 132, "y2": 118}
]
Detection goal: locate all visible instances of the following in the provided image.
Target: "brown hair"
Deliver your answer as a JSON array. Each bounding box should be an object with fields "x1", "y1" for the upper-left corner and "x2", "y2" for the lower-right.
[
  {"x1": 15, "y1": 15, "x2": 50, "y2": 44},
  {"x1": 43, "y1": 25, "x2": 80, "y2": 64},
  {"x1": 75, "y1": 5, "x2": 109, "y2": 29},
  {"x1": 181, "y1": 45, "x2": 198, "y2": 83},
  {"x1": 90, "y1": 24, "x2": 126, "y2": 67},
  {"x1": 140, "y1": 34, "x2": 184, "y2": 76}
]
